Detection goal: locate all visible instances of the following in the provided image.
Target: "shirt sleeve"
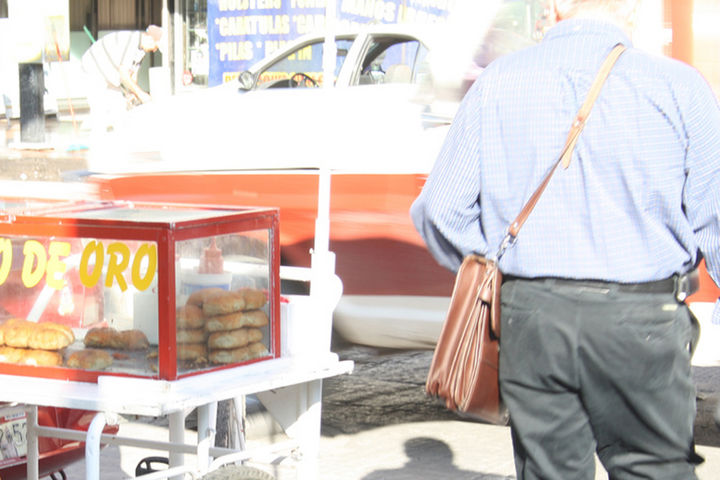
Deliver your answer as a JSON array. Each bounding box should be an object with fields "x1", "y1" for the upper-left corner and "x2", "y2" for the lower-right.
[
  {"x1": 682, "y1": 70, "x2": 720, "y2": 319},
  {"x1": 410, "y1": 82, "x2": 487, "y2": 273}
]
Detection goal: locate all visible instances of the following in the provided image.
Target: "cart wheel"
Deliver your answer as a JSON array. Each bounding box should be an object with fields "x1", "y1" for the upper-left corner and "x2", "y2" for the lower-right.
[
  {"x1": 135, "y1": 456, "x2": 169, "y2": 476},
  {"x1": 200, "y1": 464, "x2": 275, "y2": 480},
  {"x1": 49, "y1": 470, "x2": 68, "y2": 480}
]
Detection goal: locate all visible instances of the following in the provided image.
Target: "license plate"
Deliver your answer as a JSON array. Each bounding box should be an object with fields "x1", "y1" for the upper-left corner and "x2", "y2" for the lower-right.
[{"x1": 0, "y1": 405, "x2": 27, "y2": 465}]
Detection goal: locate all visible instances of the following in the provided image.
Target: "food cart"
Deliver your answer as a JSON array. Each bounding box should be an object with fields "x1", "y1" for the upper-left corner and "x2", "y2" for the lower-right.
[{"x1": 0, "y1": 197, "x2": 352, "y2": 479}]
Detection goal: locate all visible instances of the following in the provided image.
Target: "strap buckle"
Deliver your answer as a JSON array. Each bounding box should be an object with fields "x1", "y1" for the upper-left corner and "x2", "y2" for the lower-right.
[{"x1": 495, "y1": 232, "x2": 517, "y2": 261}]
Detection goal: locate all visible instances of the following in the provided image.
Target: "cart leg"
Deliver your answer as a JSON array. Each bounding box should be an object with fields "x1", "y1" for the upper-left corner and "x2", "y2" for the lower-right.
[
  {"x1": 232, "y1": 396, "x2": 247, "y2": 451},
  {"x1": 256, "y1": 379, "x2": 322, "y2": 480},
  {"x1": 168, "y1": 410, "x2": 188, "y2": 480},
  {"x1": 295, "y1": 380, "x2": 322, "y2": 480},
  {"x1": 26, "y1": 405, "x2": 39, "y2": 480},
  {"x1": 85, "y1": 412, "x2": 107, "y2": 480},
  {"x1": 196, "y1": 402, "x2": 217, "y2": 474}
]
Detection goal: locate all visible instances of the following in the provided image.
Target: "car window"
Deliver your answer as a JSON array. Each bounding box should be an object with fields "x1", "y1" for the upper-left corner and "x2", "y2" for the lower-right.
[
  {"x1": 255, "y1": 37, "x2": 355, "y2": 88},
  {"x1": 355, "y1": 37, "x2": 428, "y2": 86}
]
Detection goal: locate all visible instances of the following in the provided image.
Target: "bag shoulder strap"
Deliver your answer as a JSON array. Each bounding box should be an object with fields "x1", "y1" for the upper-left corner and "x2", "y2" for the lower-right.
[{"x1": 501, "y1": 43, "x2": 626, "y2": 250}]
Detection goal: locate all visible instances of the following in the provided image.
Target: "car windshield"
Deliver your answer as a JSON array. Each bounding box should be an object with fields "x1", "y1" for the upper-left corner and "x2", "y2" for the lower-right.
[{"x1": 255, "y1": 36, "x2": 356, "y2": 88}]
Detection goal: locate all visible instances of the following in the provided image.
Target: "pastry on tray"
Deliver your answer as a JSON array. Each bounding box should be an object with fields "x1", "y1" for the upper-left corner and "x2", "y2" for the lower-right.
[
  {"x1": 204, "y1": 310, "x2": 268, "y2": 332},
  {"x1": 177, "y1": 304, "x2": 205, "y2": 329},
  {"x1": 177, "y1": 342, "x2": 207, "y2": 361},
  {"x1": 67, "y1": 349, "x2": 113, "y2": 370},
  {"x1": 84, "y1": 327, "x2": 149, "y2": 350},
  {"x1": 1, "y1": 318, "x2": 74, "y2": 350},
  {"x1": 176, "y1": 328, "x2": 207, "y2": 344},
  {"x1": 0, "y1": 346, "x2": 63, "y2": 367},
  {"x1": 207, "y1": 327, "x2": 263, "y2": 350},
  {"x1": 186, "y1": 287, "x2": 267, "y2": 316},
  {"x1": 208, "y1": 342, "x2": 268, "y2": 365}
]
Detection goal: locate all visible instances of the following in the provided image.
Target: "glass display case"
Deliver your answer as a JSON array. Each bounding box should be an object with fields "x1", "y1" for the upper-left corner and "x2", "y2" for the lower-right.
[{"x1": 0, "y1": 201, "x2": 280, "y2": 382}]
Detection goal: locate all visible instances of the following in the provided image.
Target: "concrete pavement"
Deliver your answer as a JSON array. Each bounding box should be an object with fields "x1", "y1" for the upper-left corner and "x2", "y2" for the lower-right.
[
  {"x1": 54, "y1": 418, "x2": 720, "y2": 479},
  {"x1": 55, "y1": 376, "x2": 720, "y2": 480},
  {"x1": 58, "y1": 339, "x2": 720, "y2": 480}
]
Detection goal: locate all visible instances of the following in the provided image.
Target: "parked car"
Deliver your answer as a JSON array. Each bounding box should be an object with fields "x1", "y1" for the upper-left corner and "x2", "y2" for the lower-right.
[
  {"x1": 81, "y1": 12, "x2": 543, "y2": 348},
  {"x1": 237, "y1": 25, "x2": 434, "y2": 91}
]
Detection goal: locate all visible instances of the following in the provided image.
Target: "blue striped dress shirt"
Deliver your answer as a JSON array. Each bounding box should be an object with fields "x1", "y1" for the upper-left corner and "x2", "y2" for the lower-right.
[{"x1": 411, "y1": 19, "x2": 720, "y2": 320}]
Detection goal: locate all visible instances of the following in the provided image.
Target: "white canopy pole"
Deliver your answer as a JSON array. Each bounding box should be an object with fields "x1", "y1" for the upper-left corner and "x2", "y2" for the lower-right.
[
  {"x1": 321, "y1": 0, "x2": 337, "y2": 90},
  {"x1": 313, "y1": 0, "x2": 337, "y2": 260},
  {"x1": 309, "y1": 0, "x2": 339, "y2": 353}
]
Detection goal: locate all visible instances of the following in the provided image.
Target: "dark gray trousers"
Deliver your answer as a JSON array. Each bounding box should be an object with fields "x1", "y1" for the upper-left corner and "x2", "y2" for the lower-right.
[{"x1": 498, "y1": 278, "x2": 700, "y2": 480}]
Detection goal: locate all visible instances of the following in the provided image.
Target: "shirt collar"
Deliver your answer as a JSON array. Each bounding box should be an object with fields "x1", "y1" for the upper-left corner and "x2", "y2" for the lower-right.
[{"x1": 543, "y1": 18, "x2": 633, "y2": 48}]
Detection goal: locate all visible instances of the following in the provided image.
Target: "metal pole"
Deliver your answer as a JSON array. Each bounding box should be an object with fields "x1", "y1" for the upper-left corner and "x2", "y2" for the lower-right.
[
  {"x1": 310, "y1": 0, "x2": 339, "y2": 352},
  {"x1": 85, "y1": 412, "x2": 107, "y2": 480},
  {"x1": 322, "y1": 0, "x2": 337, "y2": 89},
  {"x1": 173, "y1": 0, "x2": 184, "y2": 93},
  {"x1": 169, "y1": 410, "x2": 187, "y2": 480},
  {"x1": 18, "y1": 62, "x2": 45, "y2": 143},
  {"x1": 26, "y1": 405, "x2": 39, "y2": 480}
]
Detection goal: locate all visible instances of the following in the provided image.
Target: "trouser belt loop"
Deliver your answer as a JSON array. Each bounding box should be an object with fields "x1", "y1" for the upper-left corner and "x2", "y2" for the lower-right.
[{"x1": 675, "y1": 269, "x2": 700, "y2": 302}]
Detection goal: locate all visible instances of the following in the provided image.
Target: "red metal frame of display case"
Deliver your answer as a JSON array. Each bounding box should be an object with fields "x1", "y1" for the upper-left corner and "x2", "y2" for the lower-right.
[{"x1": 0, "y1": 201, "x2": 281, "y2": 383}]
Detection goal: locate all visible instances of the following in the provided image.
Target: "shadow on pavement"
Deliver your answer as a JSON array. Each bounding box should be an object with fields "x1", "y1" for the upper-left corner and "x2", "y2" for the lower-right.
[{"x1": 359, "y1": 437, "x2": 513, "y2": 480}]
